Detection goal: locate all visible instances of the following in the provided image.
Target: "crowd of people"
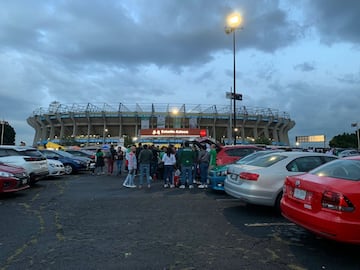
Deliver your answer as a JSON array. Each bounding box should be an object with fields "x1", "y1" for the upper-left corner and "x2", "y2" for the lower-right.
[{"x1": 93, "y1": 141, "x2": 217, "y2": 190}]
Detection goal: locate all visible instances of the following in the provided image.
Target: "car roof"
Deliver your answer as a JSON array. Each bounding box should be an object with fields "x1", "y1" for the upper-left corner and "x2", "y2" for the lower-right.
[
  {"x1": 221, "y1": 145, "x2": 262, "y2": 149},
  {"x1": 0, "y1": 145, "x2": 38, "y2": 151},
  {"x1": 262, "y1": 151, "x2": 335, "y2": 157},
  {"x1": 343, "y1": 155, "x2": 360, "y2": 160}
]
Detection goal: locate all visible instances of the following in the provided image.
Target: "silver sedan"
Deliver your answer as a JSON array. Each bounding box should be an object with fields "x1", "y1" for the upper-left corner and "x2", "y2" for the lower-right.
[{"x1": 224, "y1": 151, "x2": 337, "y2": 211}]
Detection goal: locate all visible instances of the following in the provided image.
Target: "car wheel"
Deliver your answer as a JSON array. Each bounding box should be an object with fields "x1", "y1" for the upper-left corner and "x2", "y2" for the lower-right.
[
  {"x1": 64, "y1": 164, "x2": 74, "y2": 175},
  {"x1": 29, "y1": 174, "x2": 37, "y2": 186},
  {"x1": 275, "y1": 191, "x2": 283, "y2": 215}
]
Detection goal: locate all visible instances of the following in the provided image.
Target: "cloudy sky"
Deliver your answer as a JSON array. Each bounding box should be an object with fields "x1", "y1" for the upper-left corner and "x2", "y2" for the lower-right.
[{"x1": 1, "y1": 0, "x2": 359, "y2": 146}]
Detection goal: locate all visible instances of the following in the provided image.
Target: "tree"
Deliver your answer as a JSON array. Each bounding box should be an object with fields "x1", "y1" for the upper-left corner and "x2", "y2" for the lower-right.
[
  {"x1": 329, "y1": 132, "x2": 357, "y2": 148},
  {"x1": 1, "y1": 122, "x2": 16, "y2": 145},
  {"x1": 254, "y1": 136, "x2": 272, "y2": 145}
]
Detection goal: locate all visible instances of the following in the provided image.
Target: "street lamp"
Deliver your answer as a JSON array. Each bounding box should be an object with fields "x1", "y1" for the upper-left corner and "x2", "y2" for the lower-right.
[
  {"x1": 225, "y1": 12, "x2": 242, "y2": 145},
  {"x1": 103, "y1": 128, "x2": 108, "y2": 144}
]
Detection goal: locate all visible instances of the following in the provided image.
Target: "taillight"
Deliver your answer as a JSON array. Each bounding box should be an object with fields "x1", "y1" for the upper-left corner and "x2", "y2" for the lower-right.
[
  {"x1": 283, "y1": 183, "x2": 294, "y2": 196},
  {"x1": 322, "y1": 191, "x2": 355, "y2": 212},
  {"x1": 24, "y1": 157, "x2": 39, "y2": 162},
  {"x1": 239, "y1": 172, "x2": 259, "y2": 181}
]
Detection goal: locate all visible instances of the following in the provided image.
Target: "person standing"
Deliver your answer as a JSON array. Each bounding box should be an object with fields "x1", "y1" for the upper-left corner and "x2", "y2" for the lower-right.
[
  {"x1": 123, "y1": 146, "x2": 137, "y2": 188},
  {"x1": 107, "y1": 144, "x2": 117, "y2": 175},
  {"x1": 138, "y1": 144, "x2": 153, "y2": 188},
  {"x1": 178, "y1": 141, "x2": 196, "y2": 189},
  {"x1": 209, "y1": 144, "x2": 217, "y2": 171},
  {"x1": 95, "y1": 148, "x2": 105, "y2": 175},
  {"x1": 116, "y1": 147, "x2": 124, "y2": 175},
  {"x1": 150, "y1": 145, "x2": 159, "y2": 180},
  {"x1": 197, "y1": 145, "x2": 210, "y2": 189},
  {"x1": 162, "y1": 146, "x2": 176, "y2": 188}
]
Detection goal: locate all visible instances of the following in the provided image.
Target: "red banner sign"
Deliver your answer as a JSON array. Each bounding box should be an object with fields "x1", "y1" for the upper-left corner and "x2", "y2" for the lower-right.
[{"x1": 140, "y1": 128, "x2": 207, "y2": 137}]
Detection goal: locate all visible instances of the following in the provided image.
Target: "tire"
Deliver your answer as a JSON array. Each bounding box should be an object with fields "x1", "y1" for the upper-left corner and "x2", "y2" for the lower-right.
[
  {"x1": 275, "y1": 191, "x2": 283, "y2": 215},
  {"x1": 29, "y1": 174, "x2": 37, "y2": 186},
  {"x1": 64, "y1": 164, "x2": 74, "y2": 175}
]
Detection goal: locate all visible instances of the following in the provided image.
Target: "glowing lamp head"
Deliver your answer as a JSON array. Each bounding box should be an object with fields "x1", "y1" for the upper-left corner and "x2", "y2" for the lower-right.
[{"x1": 226, "y1": 12, "x2": 242, "y2": 29}]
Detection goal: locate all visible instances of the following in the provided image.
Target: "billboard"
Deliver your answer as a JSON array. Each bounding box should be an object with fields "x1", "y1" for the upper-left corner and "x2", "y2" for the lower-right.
[{"x1": 295, "y1": 135, "x2": 325, "y2": 143}]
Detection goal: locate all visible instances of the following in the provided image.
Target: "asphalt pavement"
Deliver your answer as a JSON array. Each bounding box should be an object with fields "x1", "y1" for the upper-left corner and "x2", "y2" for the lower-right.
[{"x1": 1, "y1": 172, "x2": 360, "y2": 270}]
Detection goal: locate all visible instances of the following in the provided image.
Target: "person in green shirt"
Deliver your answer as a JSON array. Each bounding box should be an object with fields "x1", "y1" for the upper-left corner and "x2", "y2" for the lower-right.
[
  {"x1": 178, "y1": 141, "x2": 196, "y2": 189},
  {"x1": 209, "y1": 144, "x2": 217, "y2": 170}
]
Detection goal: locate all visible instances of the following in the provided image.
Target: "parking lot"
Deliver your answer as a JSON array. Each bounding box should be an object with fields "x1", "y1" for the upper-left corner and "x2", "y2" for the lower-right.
[{"x1": 1, "y1": 173, "x2": 359, "y2": 270}]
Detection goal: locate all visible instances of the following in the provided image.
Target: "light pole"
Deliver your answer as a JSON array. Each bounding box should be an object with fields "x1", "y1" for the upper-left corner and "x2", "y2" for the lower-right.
[
  {"x1": 225, "y1": 12, "x2": 242, "y2": 145},
  {"x1": 103, "y1": 128, "x2": 108, "y2": 144},
  {"x1": 0, "y1": 121, "x2": 5, "y2": 145},
  {"x1": 351, "y1": 122, "x2": 360, "y2": 151}
]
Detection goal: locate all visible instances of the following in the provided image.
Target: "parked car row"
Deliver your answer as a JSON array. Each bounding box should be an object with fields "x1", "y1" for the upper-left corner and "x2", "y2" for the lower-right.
[
  {"x1": 216, "y1": 149, "x2": 360, "y2": 244},
  {"x1": 0, "y1": 146, "x2": 95, "y2": 194}
]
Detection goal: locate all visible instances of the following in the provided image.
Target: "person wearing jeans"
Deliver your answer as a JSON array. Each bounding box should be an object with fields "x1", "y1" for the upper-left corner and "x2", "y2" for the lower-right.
[
  {"x1": 138, "y1": 144, "x2": 153, "y2": 188},
  {"x1": 197, "y1": 145, "x2": 210, "y2": 189},
  {"x1": 162, "y1": 146, "x2": 176, "y2": 188},
  {"x1": 178, "y1": 141, "x2": 196, "y2": 189},
  {"x1": 123, "y1": 146, "x2": 137, "y2": 188}
]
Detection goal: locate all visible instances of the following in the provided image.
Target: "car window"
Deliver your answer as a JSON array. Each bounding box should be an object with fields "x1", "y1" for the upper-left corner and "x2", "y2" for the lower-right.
[
  {"x1": 322, "y1": 156, "x2": 338, "y2": 163},
  {"x1": 19, "y1": 149, "x2": 44, "y2": 158},
  {"x1": 41, "y1": 150, "x2": 60, "y2": 158},
  {"x1": 58, "y1": 150, "x2": 74, "y2": 157},
  {"x1": 311, "y1": 159, "x2": 360, "y2": 181},
  {"x1": 224, "y1": 148, "x2": 256, "y2": 157},
  {"x1": 286, "y1": 156, "x2": 324, "y2": 172},
  {"x1": 235, "y1": 151, "x2": 266, "y2": 164},
  {"x1": 246, "y1": 154, "x2": 287, "y2": 167}
]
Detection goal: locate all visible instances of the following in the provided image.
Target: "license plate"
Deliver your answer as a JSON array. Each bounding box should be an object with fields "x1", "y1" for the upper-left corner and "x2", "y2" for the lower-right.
[{"x1": 294, "y1": 188, "x2": 306, "y2": 200}]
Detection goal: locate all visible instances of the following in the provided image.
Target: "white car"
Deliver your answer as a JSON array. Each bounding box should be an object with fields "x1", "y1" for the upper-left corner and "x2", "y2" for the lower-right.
[
  {"x1": 47, "y1": 159, "x2": 65, "y2": 176},
  {"x1": 224, "y1": 151, "x2": 338, "y2": 211},
  {"x1": 338, "y1": 149, "x2": 359, "y2": 158},
  {"x1": 0, "y1": 146, "x2": 49, "y2": 185}
]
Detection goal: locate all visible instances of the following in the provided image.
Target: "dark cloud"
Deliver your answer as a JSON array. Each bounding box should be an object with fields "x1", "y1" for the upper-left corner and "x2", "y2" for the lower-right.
[
  {"x1": 294, "y1": 62, "x2": 315, "y2": 72},
  {"x1": 337, "y1": 71, "x2": 360, "y2": 84},
  {"x1": 304, "y1": 0, "x2": 360, "y2": 45},
  {"x1": 0, "y1": 0, "x2": 359, "y2": 145}
]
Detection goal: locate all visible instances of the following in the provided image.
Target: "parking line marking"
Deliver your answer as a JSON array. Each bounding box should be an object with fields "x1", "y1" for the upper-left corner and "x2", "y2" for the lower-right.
[{"x1": 244, "y1": 222, "x2": 296, "y2": 227}]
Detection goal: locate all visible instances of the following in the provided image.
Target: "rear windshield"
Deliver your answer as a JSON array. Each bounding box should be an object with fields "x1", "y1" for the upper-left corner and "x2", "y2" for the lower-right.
[
  {"x1": 224, "y1": 148, "x2": 257, "y2": 158},
  {"x1": 245, "y1": 154, "x2": 287, "y2": 167},
  {"x1": 18, "y1": 149, "x2": 44, "y2": 157},
  {"x1": 0, "y1": 148, "x2": 44, "y2": 158},
  {"x1": 310, "y1": 159, "x2": 360, "y2": 181}
]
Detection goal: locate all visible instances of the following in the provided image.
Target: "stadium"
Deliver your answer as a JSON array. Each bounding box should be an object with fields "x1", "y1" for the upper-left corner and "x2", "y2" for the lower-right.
[{"x1": 27, "y1": 101, "x2": 295, "y2": 147}]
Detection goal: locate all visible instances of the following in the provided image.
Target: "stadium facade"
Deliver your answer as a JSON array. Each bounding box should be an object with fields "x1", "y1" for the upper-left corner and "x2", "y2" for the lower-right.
[{"x1": 27, "y1": 102, "x2": 295, "y2": 147}]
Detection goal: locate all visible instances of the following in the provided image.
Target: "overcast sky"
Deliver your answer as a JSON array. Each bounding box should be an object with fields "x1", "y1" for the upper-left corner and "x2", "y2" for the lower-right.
[{"x1": 1, "y1": 0, "x2": 359, "y2": 146}]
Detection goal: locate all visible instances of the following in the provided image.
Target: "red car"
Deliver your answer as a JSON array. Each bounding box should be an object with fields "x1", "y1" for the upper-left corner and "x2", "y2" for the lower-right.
[
  {"x1": 0, "y1": 163, "x2": 30, "y2": 194},
  {"x1": 191, "y1": 138, "x2": 263, "y2": 165},
  {"x1": 281, "y1": 156, "x2": 360, "y2": 244},
  {"x1": 216, "y1": 145, "x2": 263, "y2": 165}
]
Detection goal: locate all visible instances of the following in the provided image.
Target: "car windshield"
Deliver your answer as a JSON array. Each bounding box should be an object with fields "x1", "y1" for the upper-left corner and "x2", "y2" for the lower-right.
[
  {"x1": 245, "y1": 153, "x2": 287, "y2": 168},
  {"x1": 19, "y1": 149, "x2": 44, "y2": 158},
  {"x1": 57, "y1": 150, "x2": 75, "y2": 158},
  {"x1": 310, "y1": 159, "x2": 360, "y2": 181}
]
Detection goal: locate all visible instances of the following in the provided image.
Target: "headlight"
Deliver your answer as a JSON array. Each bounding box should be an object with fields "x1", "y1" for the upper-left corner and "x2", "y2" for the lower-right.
[
  {"x1": 49, "y1": 163, "x2": 56, "y2": 167},
  {"x1": 215, "y1": 170, "x2": 227, "y2": 177},
  {"x1": 0, "y1": 171, "x2": 15, "y2": 178}
]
